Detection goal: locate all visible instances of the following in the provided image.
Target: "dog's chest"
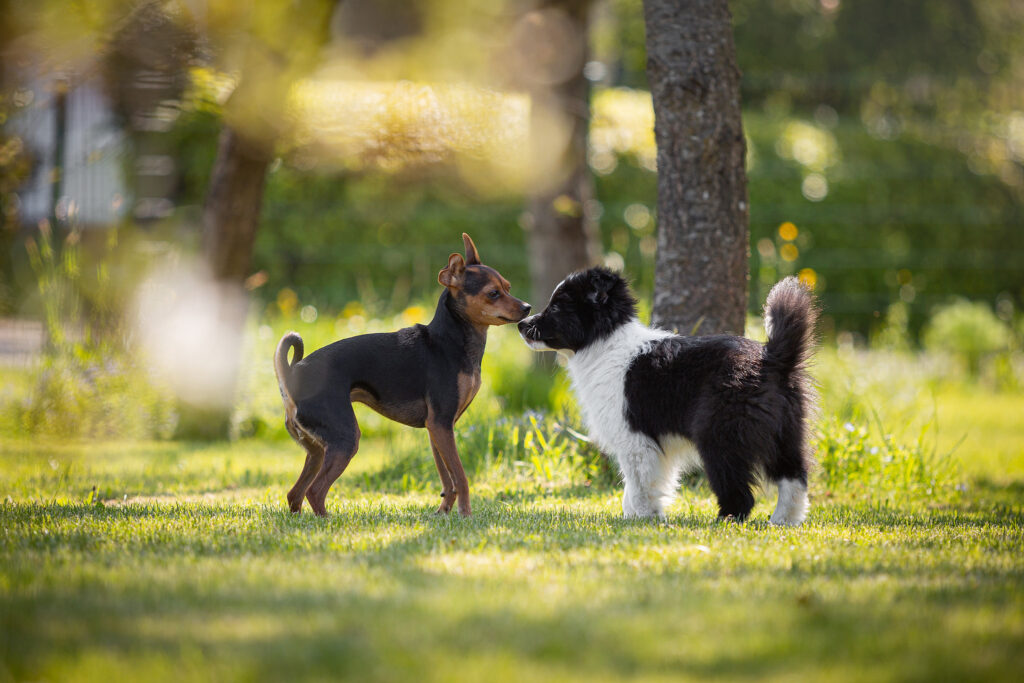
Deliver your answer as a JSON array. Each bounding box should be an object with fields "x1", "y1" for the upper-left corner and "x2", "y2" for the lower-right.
[
  {"x1": 567, "y1": 322, "x2": 670, "y2": 456},
  {"x1": 569, "y1": 359, "x2": 630, "y2": 452},
  {"x1": 455, "y1": 371, "x2": 481, "y2": 420}
]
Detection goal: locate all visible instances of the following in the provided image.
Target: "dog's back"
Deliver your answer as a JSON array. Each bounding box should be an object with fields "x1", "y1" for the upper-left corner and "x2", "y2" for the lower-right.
[{"x1": 518, "y1": 267, "x2": 820, "y2": 525}]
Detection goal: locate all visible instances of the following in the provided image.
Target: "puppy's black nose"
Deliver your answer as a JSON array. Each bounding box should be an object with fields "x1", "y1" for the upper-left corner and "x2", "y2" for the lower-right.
[{"x1": 521, "y1": 303, "x2": 531, "y2": 316}]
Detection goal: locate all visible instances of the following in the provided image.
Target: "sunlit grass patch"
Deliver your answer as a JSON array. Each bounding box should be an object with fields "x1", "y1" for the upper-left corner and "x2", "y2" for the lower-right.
[{"x1": 1, "y1": 482, "x2": 1021, "y2": 682}]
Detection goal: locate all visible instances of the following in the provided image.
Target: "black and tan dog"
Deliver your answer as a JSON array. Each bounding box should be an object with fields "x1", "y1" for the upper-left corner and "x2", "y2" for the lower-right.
[{"x1": 274, "y1": 234, "x2": 531, "y2": 517}]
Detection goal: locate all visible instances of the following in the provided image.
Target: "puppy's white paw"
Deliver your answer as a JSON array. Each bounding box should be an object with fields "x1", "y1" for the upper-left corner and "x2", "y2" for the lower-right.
[{"x1": 770, "y1": 478, "x2": 809, "y2": 526}]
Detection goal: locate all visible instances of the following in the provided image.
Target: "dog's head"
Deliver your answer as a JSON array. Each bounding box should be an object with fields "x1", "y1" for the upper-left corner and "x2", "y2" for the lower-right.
[
  {"x1": 439, "y1": 233, "x2": 531, "y2": 327},
  {"x1": 517, "y1": 267, "x2": 636, "y2": 353}
]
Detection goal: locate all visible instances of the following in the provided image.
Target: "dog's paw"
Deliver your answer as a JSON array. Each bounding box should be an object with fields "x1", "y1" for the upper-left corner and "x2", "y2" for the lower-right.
[{"x1": 770, "y1": 478, "x2": 809, "y2": 526}]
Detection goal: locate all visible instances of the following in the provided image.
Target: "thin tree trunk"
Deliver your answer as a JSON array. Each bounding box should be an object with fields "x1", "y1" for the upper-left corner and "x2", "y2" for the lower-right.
[
  {"x1": 201, "y1": 127, "x2": 272, "y2": 282},
  {"x1": 173, "y1": 127, "x2": 272, "y2": 439},
  {"x1": 524, "y1": 0, "x2": 601, "y2": 313},
  {"x1": 643, "y1": 0, "x2": 749, "y2": 336}
]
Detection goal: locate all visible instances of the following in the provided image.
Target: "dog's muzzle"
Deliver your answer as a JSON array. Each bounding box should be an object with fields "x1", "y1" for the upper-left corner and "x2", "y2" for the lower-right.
[
  {"x1": 517, "y1": 315, "x2": 551, "y2": 351},
  {"x1": 517, "y1": 315, "x2": 538, "y2": 339}
]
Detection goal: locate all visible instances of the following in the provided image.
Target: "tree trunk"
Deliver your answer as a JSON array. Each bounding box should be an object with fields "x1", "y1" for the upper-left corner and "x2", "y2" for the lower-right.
[
  {"x1": 201, "y1": 128, "x2": 272, "y2": 282},
  {"x1": 643, "y1": 0, "x2": 749, "y2": 336},
  {"x1": 173, "y1": 127, "x2": 272, "y2": 440},
  {"x1": 523, "y1": 0, "x2": 601, "y2": 313}
]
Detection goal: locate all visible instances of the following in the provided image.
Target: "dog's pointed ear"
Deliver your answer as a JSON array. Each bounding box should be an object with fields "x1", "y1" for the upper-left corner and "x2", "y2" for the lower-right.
[
  {"x1": 462, "y1": 233, "x2": 480, "y2": 266},
  {"x1": 439, "y1": 253, "x2": 466, "y2": 288}
]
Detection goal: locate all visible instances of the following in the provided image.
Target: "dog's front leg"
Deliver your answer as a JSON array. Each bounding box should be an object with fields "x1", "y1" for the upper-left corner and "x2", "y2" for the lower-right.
[
  {"x1": 426, "y1": 420, "x2": 471, "y2": 516},
  {"x1": 620, "y1": 456, "x2": 665, "y2": 519},
  {"x1": 431, "y1": 441, "x2": 457, "y2": 514},
  {"x1": 621, "y1": 478, "x2": 639, "y2": 518}
]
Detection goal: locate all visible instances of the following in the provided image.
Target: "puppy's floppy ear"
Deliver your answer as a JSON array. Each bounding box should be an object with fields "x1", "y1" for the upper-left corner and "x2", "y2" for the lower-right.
[
  {"x1": 586, "y1": 270, "x2": 616, "y2": 305},
  {"x1": 462, "y1": 233, "x2": 480, "y2": 266},
  {"x1": 439, "y1": 253, "x2": 466, "y2": 288}
]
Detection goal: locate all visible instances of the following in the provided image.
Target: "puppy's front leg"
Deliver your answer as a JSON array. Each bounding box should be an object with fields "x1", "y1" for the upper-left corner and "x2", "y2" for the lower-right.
[
  {"x1": 621, "y1": 478, "x2": 639, "y2": 518},
  {"x1": 426, "y1": 420, "x2": 471, "y2": 516},
  {"x1": 620, "y1": 461, "x2": 663, "y2": 519}
]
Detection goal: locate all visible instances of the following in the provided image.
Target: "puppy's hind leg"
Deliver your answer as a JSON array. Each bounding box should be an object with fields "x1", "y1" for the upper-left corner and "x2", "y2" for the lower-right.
[
  {"x1": 698, "y1": 433, "x2": 756, "y2": 522},
  {"x1": 305, "y1": 405, "x2": 361, "y2": 518},
  {"x1": 768, "y1": 418, "x2": 810, "y2": 526}
]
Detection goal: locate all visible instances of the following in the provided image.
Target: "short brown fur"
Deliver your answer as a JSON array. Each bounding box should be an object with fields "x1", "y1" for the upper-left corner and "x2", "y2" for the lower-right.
[{"x1": 275, "y1": 234, "x2": 530, "y2": 517}]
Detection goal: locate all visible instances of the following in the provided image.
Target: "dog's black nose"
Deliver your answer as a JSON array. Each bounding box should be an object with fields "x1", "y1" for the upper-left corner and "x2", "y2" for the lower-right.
[{"x1": 521, "y1": 303, "x2": 531, "y2": 316}]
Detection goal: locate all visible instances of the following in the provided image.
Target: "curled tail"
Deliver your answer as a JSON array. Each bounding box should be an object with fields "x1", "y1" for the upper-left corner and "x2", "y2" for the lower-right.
[
  {"x1": 763, "y1": 277, "x2": 818, "y2": 373},
  {"x1": 274, "y1": 332, "x2": 304, "y2": 405}
]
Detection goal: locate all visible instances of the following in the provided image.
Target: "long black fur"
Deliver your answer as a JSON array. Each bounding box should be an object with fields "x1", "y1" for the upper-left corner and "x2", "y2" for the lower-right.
[
  {"x1": 625, "y1": 278, "x2": 817, "y2": 518},
  {"x1": 520, "y1": 270, "x2": 819, "y2": 521}
]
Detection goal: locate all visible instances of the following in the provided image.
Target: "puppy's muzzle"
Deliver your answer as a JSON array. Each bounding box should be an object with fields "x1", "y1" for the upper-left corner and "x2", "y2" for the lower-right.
[{"x1": 517, "y1": 315, "x2": 541, "y2": 341}]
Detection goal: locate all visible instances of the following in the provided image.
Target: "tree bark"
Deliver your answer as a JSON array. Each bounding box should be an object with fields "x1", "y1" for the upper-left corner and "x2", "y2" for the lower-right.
[
  {"x1": 643, "y1": 0, "x2": 749, "y2": 336},
  {"x1": 172, "y1": 127, "x2": 272, "y2": 439},
  {"x1": 201, "y1": 128, "x2": 272, "y2": 283},
  {"x1": 523, "y1": 0, "x2": 601, "y2": 313}
]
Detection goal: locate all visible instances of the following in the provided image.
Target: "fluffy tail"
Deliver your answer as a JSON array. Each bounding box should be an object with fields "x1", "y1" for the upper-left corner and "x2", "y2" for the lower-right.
[
  {"x1": 274, "y1": 332, "x2": 304, "y2": 404},
  {"x1": 763, "y1": 277, "x2": 818, "y2": 373}
]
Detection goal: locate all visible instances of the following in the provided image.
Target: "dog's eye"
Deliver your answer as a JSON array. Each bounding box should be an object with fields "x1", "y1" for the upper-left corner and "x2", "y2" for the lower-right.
[{"x1": 488, "y1": 290, "x2": 500, "y2": 299}]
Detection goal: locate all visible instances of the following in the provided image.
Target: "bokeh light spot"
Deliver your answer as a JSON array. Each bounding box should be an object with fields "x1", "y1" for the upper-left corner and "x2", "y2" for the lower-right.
[
  {"x1": 798, "y1": 268, "x2": 818, "y2": 289},
  {"x1": 623, "y1": 203, "x2": 651, "y2": 231},
  {"x1": 802, "y1": 173, "x2": 829, "y2": 201}
]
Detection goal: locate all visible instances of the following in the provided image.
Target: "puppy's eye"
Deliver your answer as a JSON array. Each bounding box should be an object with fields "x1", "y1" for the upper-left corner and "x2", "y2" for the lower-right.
[{"x1": 488, "y1": 290, "x2": 500, "y2": 299}]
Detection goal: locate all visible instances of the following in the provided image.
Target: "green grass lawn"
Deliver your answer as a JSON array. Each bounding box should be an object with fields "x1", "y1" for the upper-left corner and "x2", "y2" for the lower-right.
[
  {"x1": 2, "y1": 409, "x2": 1023, "y2": 682},
  {"x1": 3, "y1": 328, "x2": 1023, "y2": 681}
]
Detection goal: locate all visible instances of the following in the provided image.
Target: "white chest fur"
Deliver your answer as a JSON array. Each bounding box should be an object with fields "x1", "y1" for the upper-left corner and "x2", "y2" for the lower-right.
[
  {"x1": 566, "y1": 320, "x2": 704, "y2": 517},
  {"x1": 566, "y1": 321, "x2": 669, "y2": 461}
]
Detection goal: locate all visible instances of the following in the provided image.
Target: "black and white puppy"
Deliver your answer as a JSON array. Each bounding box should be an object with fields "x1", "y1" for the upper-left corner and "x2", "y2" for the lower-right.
[{"x1": 518, "y1": 268, "x2": 818, "y2": 525}]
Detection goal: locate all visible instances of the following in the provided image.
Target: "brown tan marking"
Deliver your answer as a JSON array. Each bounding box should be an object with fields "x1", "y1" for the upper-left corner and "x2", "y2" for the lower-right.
[
  {"x1": 278, "y1": 233, "x2": 529, "y2": 517},
  {"x1": 455, "y1": 371, "x2": 481, "y2": 421}
]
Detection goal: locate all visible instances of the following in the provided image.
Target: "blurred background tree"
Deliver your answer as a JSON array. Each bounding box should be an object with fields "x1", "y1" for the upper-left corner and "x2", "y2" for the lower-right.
[
  {"x1": 512, "y1": 1, "x2": 602, "y2": 317},
  {"x1": 1, "y1": 0, "x2": 1023, "y2": 438}
]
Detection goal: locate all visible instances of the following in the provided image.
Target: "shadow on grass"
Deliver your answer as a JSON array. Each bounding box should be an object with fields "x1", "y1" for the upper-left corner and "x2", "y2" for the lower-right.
[
  {"x1": 3, "y1": 485, "x2": 1024, "y2": 681},
  {"x1": 1, "y1": 549, "x2": 1021, "y2": 682}
]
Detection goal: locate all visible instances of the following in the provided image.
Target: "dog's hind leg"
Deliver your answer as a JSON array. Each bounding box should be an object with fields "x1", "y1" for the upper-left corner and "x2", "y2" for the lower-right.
[
  {"x1": 698, "y1": 433, "x2": 757, "y2": 521},
  {"x1": 286, "y1": 424, "x2": 325, "y2": 513},
  {"x1": 767, "y1": 417, "x2": 810, "y2": 526},
  {"x1": 304, "y1": 405, "x2": 361, "y2": 517}
]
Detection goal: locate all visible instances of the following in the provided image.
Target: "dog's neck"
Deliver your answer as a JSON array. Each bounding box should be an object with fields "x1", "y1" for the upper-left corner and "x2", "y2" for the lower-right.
[
  {"x1": 567, "y1": 318, "x2": 670, "y2": 381},
  {"x1": 429, "y1": 290, "x2": 487, "y2": 369}
]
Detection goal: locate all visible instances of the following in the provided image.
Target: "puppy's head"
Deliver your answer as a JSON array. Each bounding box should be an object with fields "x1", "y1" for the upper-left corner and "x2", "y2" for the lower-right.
[
  {"x1": 439, "y1": 233, "x2": 531, "y2": 327},
  {"x1": 517, "y1": 267, "x2": 636, "y2": 353}
]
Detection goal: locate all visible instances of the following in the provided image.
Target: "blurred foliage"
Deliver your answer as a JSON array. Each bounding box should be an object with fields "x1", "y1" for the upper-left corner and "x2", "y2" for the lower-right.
[
  {"x1": 1, "y1": 0, "x2": 1022, "y2": 342},
  {"x1": 922, "y1": 298, "x2": 1015, "y2": 377},
  {"x1": 816, "y1": 415, "x2": 959, "y2": 503},
  {"x1": 11, "y1": 223, "x2": 174, "y2": 438},
  {"x1": 162, "y1": 86, "x2": 1024, "y2": 338}
]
